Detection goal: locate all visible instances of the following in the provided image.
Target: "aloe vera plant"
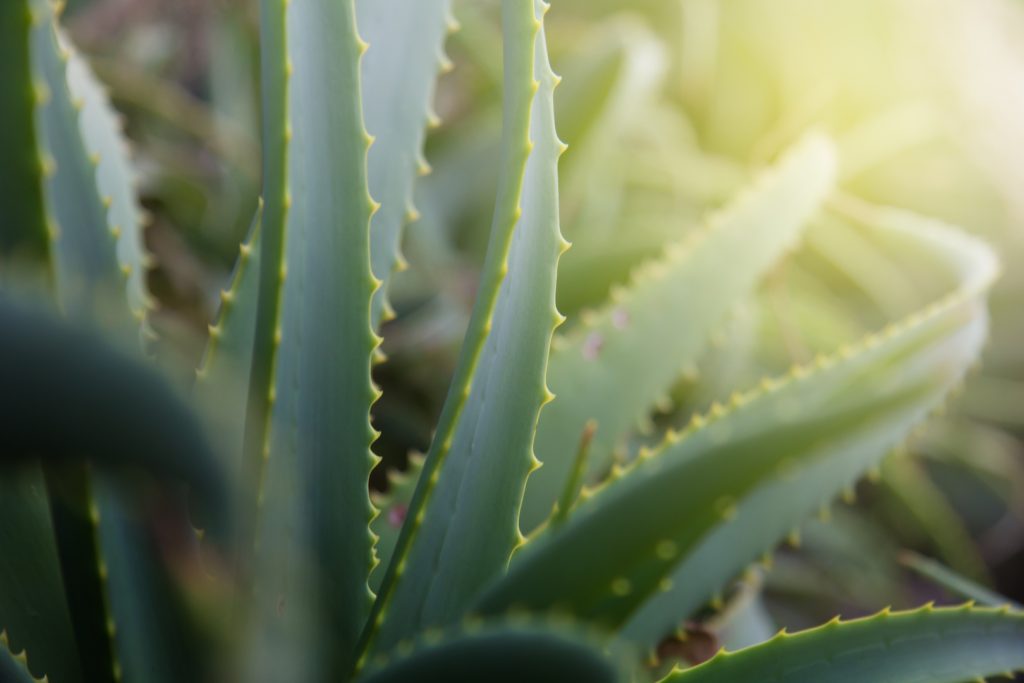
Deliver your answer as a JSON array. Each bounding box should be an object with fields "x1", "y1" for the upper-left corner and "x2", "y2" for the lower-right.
[{"x1": 1, "y1": 0, "x2": 1022, "y2": 681}]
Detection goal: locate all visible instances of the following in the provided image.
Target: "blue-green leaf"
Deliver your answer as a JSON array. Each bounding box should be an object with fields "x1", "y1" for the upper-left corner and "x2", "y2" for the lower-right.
[
  {"x1": 358, "y1": 0, "x2": 454, "y2": 326},
  {"x1": 362, "y1": 0, "x2": 565, "y2": 659},
  {"x1": 663, "y1": 604, "x2": 1024, "y2": 683},
  {"x1": 522, "y1": 132, "x2": 837, "y2": 530},
  {"x1": 244, "y1": 0, "x2": 380, "y2": 678}
]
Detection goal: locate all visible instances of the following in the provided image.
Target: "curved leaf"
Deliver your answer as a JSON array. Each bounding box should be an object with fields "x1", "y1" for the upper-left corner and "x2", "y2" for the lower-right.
[
  {"x1": 663, "y1": 605, "x2": 1024, "y2": 683},
  {"x1": 477, "y1": 203, "x2": 996, "y2": 652},
  {"x1": 522, "y1": 132, "x2": 837, "y2": 530},
  {"x1": 0, "y1": 299, "x2": 226, "y2": 531},
  {"x1": 357, "y1": 621, "x2": 624, "y2": 683}
]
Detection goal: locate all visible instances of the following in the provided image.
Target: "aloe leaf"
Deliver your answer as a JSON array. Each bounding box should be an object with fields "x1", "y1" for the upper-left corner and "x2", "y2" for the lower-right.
[
  {"x1": 477, "y1": 204, "x2": 996, "y2": 651},
  {"x1": 243, "y1": 0, "x2": 380, "y2": 678},
  {"x1": 363, "y1": 0, "x2": 566, "y2": 657},
  {"x1": 0, "y1": 9, "x2": 78, "y2": 679},
  {"x1": 195, "y1": 209, "x2": 261, "y2": 477},
  {"x1": 64, "y1": 42, "x2": 152, "y2": 323},
  {"x1": 30, "y1": 0, "x2": 129, "y2": 327},
  {"x1": 357, "y1": 621, "x2": 625, "y2": 683},
  {"x1": 880, "y1": 456, "x2": 990, "y2": 584},
  {"x1": 358, "y1": 0, "x2": 541, "y2": 662},
  {"x1": 27, "y1": 7, "x2": 214, "y2": 682},
  {"x1": 358, "y1": 0, "x2": 454, "y2": 326},
  {"x1": 0, "y1": 298, "x2": 225, "y2": 682},
  {"x1": 662, "y1": 604, "x2": 1024, "y2": 683},
  {"x1": 0, "y1": 631, "x2": 42, "y2": 683},
  {"x1": 0, "y1": 0, "x2": 48, "y2": 262},
  {"x1": 900, "y1": 552, "x2": 1023, "y2": 610},
  {"x1": 521, "y1": 132, "x2": 838, "y2": 531},
  {"x1": 369, "y1": 454, "x2": 425, "y2": 593},
  {"x1": 0, "y1": 300, "x2": 227, "y2": 536},
  {"x1": 0, "y1": 468, "x2": 81, "y2": 683}
]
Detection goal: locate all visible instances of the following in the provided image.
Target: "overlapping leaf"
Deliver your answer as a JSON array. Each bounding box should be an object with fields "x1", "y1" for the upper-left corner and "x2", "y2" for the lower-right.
[
  {"x1": 363, "y1": 0, "x2": 566, "y2": 657},
  {"x1": 663, "y1": 605, "x2": 1024, "y2": 683},
  {"x1": 479, "y1": 198, "x2": 997, "y2": 653},
  {"x1": 522, "y1": 132, "x2": 837, "y2": 530}
]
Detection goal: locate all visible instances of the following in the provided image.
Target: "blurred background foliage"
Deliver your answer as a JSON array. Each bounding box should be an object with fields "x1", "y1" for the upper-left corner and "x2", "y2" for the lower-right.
[{"x1": 63, "y1": 0, "x2": 1024, "y2": 646}]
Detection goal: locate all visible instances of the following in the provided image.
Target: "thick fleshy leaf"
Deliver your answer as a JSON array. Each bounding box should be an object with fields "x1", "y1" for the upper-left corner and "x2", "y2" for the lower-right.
[
  {"x1": 369, "y1": 455, "x2": 425, "y2": 593},
  {"x1": 357, "y1": 621, "x2": 625, "y2": 683},
  {"x1": 195, "y1": 210, "x2": 261, "y2": 478},
  {"x1": 244, "y1": 0, "x2": 380, "y2": 679},
  {"x1": 358, "y1": 0, "x2": 454, "y2": 326},
  {"x1": 0, "y1": 468, "x2": 81, "y2": 683},
  {"x1": 28, "y1": 7, "x2": 209, "y2": 682},
  {"x1": 0, "y1": 630, "x2": 43, "y2": 683},
  {"x1": 64, "y1": 39, "x2": 151, "y2": 322},
  {"x1": 662, "y1": 605, "x2": 1024, "y2": 683},
  {"x1": 0, "y1": 0, "x2": 48, "y2": 262},
  {"x1": 477, "y1": 202, "x2": 996, "y2": 652},
  {"x1": 521, "y1": 132, "x2": 837, "y2": 531},
  {"x1": 365, "y1": 0, "x2": 566, "y2": 654}
]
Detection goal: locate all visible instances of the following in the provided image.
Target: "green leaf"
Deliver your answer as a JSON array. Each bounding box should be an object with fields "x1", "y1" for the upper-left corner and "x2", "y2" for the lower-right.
[
  {"x1": 0, "y1": 297, "x2": 225, "y2": 683},
  {"x1": 64, "y1": 41, "x2": 152, "y2": 324},
  {"x1": 26, "y1": 9, "x2": 214, "y2": 682},
  {"x1": 0, "y1": 630, "x2": 43, "y2": 683},
  {"x1": 0, "y1": 0, "x2": 48, "y2": 262},
  {"x1": 880, "y1": 456, "x2": 990, "y2": 584},
  {"x1": 521, "y1": 132, "x2": 838, "y2": 531},
  {"x1": 357, "y1": 621, "x2": 625, "y2": 683},
  {"x1": 31, "y1": 1, "x2": 129, "y2": 328},
  {"x1": 477, "y1": 203, "x2": 996, "y2": 651},
  {"x1": 195, "y1": 209, "x2": 262, "y2": 478},
  {"x1": 662, "y1": 604, "x2": 1024, "y2": 683},
  {"x1": 358, "y1": 0, "x2": 455, "y2": 326},
  {"x1": 363, "y1": 0, "x2": 566, "y2": 658},
  {"x1": 244, "y1": 0, "x2": 380, "y2": 678},
  {"x1": 369, "y1": 455, "x2": 425, "y2": 593},
  {"x1": 0, "y1": 468, "x2": 81, "y2": 683},
  {"x1": 900, "y1": 552, "x2": 1022, "y2": 610},
  {"x1": 0, "y1": 299, "x2": 226, "y2": 537}
]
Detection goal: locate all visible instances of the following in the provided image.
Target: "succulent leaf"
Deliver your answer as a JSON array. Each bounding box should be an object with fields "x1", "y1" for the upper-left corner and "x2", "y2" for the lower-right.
[
  {"x1": 359, "y1": 0, "x2": 542, "y2": 661},
  {"x1": 0, "y1": 630, "x2": 43, "y2": 683},
  {"x1": 521, "y1": 132, "x2": 838, "y2": 530},
  {"x1": 477, "y1": 204, "x2": 996, "y2": 651},
  {"x1": 64, "y1": 40, "x2": 152, "y2": 325},
  {"x1": 661, "y1": 604, "x2": 1024, "y2": 683},
  {"x1": 364, "y1": 0, "x2": 567, "y2": 655},
  {"x1": 880, "y1": 456, "x2": 990, "y2": 584},
  {"x1": 244, "y1": 0, "x2": 380, "y2": 678},
  {"x1": 195, "y1": 209, "x2": 262, "y2": 478},
  {"x1": 0, "y1": 299, "x2": 227, "y2": 534},
  {"x1": 0, "y1": 0, "x2": 49, "y2": 262},
  {"x1": 30, "y1": 0, "x2": 131, "y2": 329},
  {"x1": 900, "y1": 552, "x2": 1023, "y2": 610},
  {"x1": 369, "y1": 455, "x2": 425, "y2": 593},
  {"x1": 0, "y1": 468, "x2": 82, "y2": 683},
  {"x1": 26, "y1": 7, "x2": 210, "y2": 682},
  {"x1": 358, "y1": 0, "x2": 454, "y2": 326},
  {"x1": 356, "y1": 620, "x2": 625, "y2": 683},
  {"x1": 0, "y1": 298, "x2": 225, "y2": 682}
]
